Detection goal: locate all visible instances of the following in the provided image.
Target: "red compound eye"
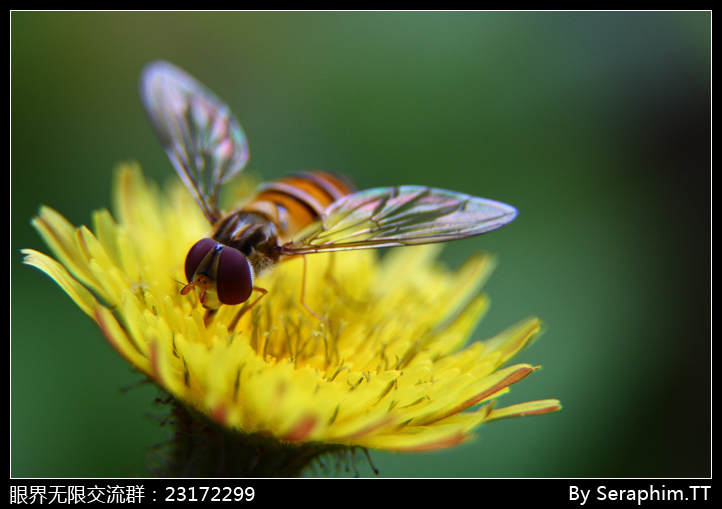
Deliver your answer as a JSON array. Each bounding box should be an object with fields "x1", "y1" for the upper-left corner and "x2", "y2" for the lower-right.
[
  {"x1": 215, "y1": 246, "x2": 253, "y2": 305},
  {"x1": 184, "y1": 238, "x2": 253, "y2": 306},
  {"x1": 185, "y1": 238, "x2": 218, "y2": 283}
]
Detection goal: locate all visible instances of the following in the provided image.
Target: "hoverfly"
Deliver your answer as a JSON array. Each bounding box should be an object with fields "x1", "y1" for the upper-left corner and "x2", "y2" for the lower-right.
[{"x1": 140, "y1": 60, "x2": 517, "y2": 314}]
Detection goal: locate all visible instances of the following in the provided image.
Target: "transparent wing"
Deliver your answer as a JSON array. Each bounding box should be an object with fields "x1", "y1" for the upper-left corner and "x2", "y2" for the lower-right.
[
  {"x1": 139, "y1": 60, "x2": 249, "y2": 223},
  {"x1": 282, "y1": 186, "x2": 518, "y2": 254}
]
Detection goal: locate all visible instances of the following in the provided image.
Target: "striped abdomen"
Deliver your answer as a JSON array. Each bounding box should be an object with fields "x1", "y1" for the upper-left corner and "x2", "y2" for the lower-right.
[
  {"x1": 243, "y1": 171, "x2": 356, "y2": 242},
  {"x1": 210, "y1": 171, "x2": 356, "y2": 274}
]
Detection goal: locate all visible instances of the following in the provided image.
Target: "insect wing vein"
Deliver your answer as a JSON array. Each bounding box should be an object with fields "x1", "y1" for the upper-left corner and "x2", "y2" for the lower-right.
[
  {"x1": 283, "y1": 187, "x2": 517, "y2": 254},
  {"x1": 140, "y1": 60, "x2": 250, "y2": 222}
]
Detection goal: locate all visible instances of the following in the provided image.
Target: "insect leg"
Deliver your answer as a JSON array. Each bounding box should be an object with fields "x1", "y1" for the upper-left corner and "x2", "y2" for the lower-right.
[
  {"x1": 300, "y1": 254, "x2": 329, "y2": 323},
  {"x1": 228, "y1": 286, "x2": 268, "y2": 331}
]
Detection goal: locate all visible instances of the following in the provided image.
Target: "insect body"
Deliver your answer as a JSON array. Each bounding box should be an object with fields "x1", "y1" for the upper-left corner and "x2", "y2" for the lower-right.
[
  {"x1": 182, "y1": 171, "x2": 356, "y2": 309},
  {"x1": 140, "y1": 60, "x2": 518, "y2": 311}
]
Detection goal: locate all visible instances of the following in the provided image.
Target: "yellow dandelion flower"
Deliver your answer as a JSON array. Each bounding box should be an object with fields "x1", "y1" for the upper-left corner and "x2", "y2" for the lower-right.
[
  {"x1": 23, "y1": 164, "x2": 560, "y2": 477},
  {"x1": 23, "y1": 60, "x2": 560, "y2": 476}
]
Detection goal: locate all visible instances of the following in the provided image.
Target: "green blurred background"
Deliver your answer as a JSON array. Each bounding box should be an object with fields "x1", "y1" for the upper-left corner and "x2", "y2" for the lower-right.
[{"x1": 11, "y1": 12, "x2": 710, "y2": 478}]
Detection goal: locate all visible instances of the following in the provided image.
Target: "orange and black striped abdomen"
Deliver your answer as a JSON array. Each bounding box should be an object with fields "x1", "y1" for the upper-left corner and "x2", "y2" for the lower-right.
[{"x1": 245, "y1": 171, "x2": 357, "y2": 242}]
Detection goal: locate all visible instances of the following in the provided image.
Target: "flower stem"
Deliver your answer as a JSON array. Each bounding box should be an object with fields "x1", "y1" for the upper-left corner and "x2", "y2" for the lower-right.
[{"x1": 147, "y1": 397, "x2": 373, "y2": 477}]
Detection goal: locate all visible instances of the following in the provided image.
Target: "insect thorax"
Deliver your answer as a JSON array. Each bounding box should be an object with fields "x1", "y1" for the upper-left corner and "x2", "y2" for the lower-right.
[{"x1": 212, "y1": 211, "x2": 282, "y2": 274}]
